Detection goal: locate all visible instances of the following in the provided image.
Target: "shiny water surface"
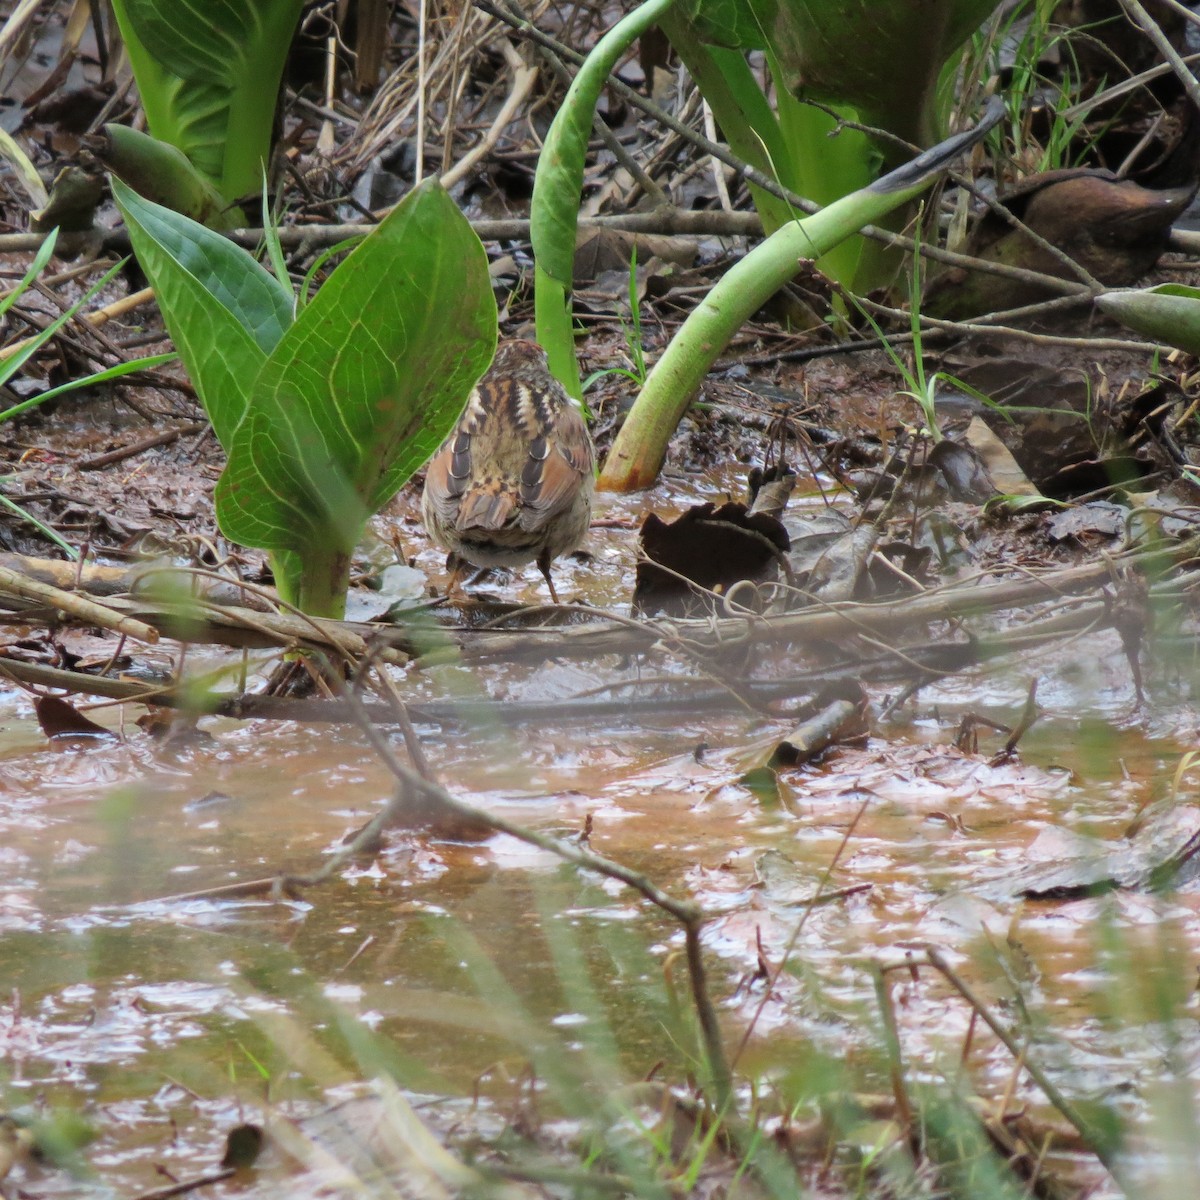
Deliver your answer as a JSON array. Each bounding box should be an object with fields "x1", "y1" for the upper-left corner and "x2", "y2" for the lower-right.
[{"x1": 2, "y1": 484, "x2": 1198, "y2": 1197}]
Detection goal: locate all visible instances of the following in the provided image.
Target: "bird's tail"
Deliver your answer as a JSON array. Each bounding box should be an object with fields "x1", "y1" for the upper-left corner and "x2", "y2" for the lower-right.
[{"x1": 455, "y1": 488, "x2": 515, "y2": 532}]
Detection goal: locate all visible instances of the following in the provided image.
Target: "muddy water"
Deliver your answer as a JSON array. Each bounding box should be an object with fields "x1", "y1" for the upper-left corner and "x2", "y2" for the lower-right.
[{"x1": 2, "y1": 486, "x2": 1199, "y2": 1196}]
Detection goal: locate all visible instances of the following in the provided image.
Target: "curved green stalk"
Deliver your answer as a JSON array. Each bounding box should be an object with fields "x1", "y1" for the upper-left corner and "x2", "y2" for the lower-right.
[
  {"x1": 659, "y1": 12, "x2": 874, "y2": 278},
  {"x1": 531, "y1": 0, "x2": 677, "y2": 397},
  {"x1": 598, "y1": 101, "x2": 1005, "y2": 491}
]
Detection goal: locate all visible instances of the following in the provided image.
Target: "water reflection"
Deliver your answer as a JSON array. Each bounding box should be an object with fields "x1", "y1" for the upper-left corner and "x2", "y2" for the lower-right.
[{"x1": 2, "y1": 565, "x2": 1199, "y2": 1193}]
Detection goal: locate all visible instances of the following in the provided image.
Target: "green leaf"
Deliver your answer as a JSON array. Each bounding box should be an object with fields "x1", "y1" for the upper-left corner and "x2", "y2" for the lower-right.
[
  {"x1": 0, "y1": 229, "x2": 57, "y2": 320},
  {"x1": 680, "y1": 0, "x2": 773, "y2": 50},
  {"x1": 260, "y1": 182, "x2": 294, "y2": 312},
  {"x1": 659, "y1": 21, "x2": 792, "y2": 233},
  {"x1": 0, "y1": 256, "x2": 129, "y2": 391},
  {"x1": 684, "y1": 0, "x2": 1001, "y2": 145},
  {"x1": 1096, "y1": 285, "x2": 1200, "y2": 355},
  {"x1": 215, "y1": 179, "x2": 497, "y2": 616},
  {"x1": 658, "y1": 14, "x2": 878, "y2": 288},
  {"x1": 0, "y1": 232, "x2": 172, "y2": 429},
  {"x1": 983, "y1": 492, "x2": 1063, "y2": 515},
  {"x1": 110, "y1": 0, "x2": 306, "y2": 202},
  {"x1": 112, "y1": 177, "x2": 295, "y2": 444},
  {"x1": 100, "y1": 125, "x2": 237, "y2": 229},
  {"x1": 0, "y1": 490, "x2": 78, "y2": 558}
]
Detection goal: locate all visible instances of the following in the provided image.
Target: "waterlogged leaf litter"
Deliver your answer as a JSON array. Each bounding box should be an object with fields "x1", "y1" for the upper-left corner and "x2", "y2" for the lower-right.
[
  {"x1": 33, "y1": 695, "x2": 114, "y2": 741},
  {"x1": 978, "y1": 802, "x2": 1200, "y2": 900}
]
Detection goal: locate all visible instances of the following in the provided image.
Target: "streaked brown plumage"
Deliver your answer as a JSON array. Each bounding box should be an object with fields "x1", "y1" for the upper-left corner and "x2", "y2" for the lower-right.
[{"x1": 421, "y1": 339, "x2": 594, "y2": 601}]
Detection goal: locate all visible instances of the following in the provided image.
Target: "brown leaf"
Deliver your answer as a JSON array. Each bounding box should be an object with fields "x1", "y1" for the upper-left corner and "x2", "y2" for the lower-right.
[
  {"x1": 34, "y1": 695, "x2": 114, "y2": 740},
  {"x1": 926, "y1": 170, "x2": 1196, "y2": 318},
  {"x1": 632, "y1": 502, "x2": 790, "y2": 616}
]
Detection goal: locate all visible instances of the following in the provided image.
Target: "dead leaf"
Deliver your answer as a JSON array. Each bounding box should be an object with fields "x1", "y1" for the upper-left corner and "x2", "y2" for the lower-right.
[
  {"x1": 34, "y1": 695, "x2": 113, "y2": 740},
  {"x1": 926, "y1": 170, "x2": 1196, "y2": 318},
  {"x1": 633, "y1": 502, "x2": 790, "y2": 616}
]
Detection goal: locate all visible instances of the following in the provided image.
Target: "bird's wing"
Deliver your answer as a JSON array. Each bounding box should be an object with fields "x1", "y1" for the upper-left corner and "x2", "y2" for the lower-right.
[
  {"x1": 422, "y1": 428, "x2": 471, "y2": 526},
  {"x1": 517, "y1": 405, "x2": 594, "y2": 529}
]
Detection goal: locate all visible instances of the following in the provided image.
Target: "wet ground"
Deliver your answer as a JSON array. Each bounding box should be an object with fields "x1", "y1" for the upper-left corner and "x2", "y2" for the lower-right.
[{"x1": 3, "y1": 463, "x2": 1200, "y2": 1197}]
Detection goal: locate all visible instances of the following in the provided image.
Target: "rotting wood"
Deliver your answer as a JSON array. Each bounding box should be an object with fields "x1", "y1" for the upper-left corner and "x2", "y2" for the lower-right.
[{"x1": 768, "y1": 696, "x2": 865, "y2": 766}]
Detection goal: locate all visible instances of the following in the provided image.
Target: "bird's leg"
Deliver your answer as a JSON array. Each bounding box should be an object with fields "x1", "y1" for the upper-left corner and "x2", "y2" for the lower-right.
[
  {"x1": 444, "y1": 553, "x2": 467, "y2": 599},
  {"x1": 536, "y1": 549, "x2": 561, "y2": 604}
]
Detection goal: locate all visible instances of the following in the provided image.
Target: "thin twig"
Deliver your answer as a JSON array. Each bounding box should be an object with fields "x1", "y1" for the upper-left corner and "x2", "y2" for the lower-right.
[
  {"x1": 919, "y1": 946, "x2": 1129, "y2": 1193},
  {"x1": 500, "y1": 0, "x2": 667, "y2": 204},
  {"x1": 1119, "y1": 0, "x2": 1200, "y2": 116},
  {"x1": 439, "y1": 40, "x2": 539, "y2": 191},
  {"x1": 854, "y1": 292, "x2": 1166, "y2": 355},
  {"x1": 947, "y1": 171, "x2": 1105, "y2": 293},
  {"x1": 731, "y1": 796, "x2": 871, "y2": 1070},
  {"x1": 334, "y1": 682, "x2": 736, "y2": 1110}
]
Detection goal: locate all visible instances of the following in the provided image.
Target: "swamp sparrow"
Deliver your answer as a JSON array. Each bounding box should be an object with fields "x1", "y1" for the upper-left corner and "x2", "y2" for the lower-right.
[{"x1": 421, "y1": 339, "x2": 595, "y2": 601}]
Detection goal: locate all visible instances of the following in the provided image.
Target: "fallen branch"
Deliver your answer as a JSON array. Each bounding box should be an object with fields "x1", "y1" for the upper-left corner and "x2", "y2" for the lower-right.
[
  {"x1": 0, "y1": 577, "x2": 410, "y2": 664},
  {"x1": 431, "y1": 545, "x2": 1200, "y2": 666},
  {"x1": 0, "y1": 563, "x2": 158, "y2": 643},
  {"x1": 2, "y1": 544, "x2": 1195, "y2": 683},
  {"x1": 0, "y1": 210, "x2": 762, "y2": 257},
  {"x1": 0, "y1": 636, "x2": 964, "y2": 723}
]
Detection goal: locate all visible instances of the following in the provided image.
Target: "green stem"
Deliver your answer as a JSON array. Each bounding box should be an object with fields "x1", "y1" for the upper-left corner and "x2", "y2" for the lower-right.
[
  {"x1": 531, "y1": 0, "x2": 677, "y2": 397},
  {"x1": 597, "y1": 101, "x2": 1005, "y2": 491},
  {"x1": 271, "y1": 544, "x2": 353, "y2": 621}
]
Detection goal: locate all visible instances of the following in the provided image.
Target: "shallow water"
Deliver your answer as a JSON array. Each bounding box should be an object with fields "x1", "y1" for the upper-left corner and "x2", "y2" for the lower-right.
[{"x1": 2, "y1": 484, "x2": 1200, "y2": 1197}]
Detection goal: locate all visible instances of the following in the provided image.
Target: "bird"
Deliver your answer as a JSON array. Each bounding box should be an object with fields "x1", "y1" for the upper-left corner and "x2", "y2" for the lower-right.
[{"x1": 421, "y1": 338, "x2": 595, "y2": 603}]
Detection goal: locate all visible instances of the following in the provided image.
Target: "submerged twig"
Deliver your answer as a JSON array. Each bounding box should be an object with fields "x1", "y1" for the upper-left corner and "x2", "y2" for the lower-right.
[
  {"x1": 334, "y1": 682, "x2": 736, "y2": 1111},
  {"x1": 917, "y1": 946, "x2": 1130, "y2": 1194}
]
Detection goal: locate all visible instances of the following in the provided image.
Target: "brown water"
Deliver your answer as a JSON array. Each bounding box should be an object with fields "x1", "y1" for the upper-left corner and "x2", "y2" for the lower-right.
[{"x1": 2, "y1": 486, "x2": 1200, "y2": 1196}]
